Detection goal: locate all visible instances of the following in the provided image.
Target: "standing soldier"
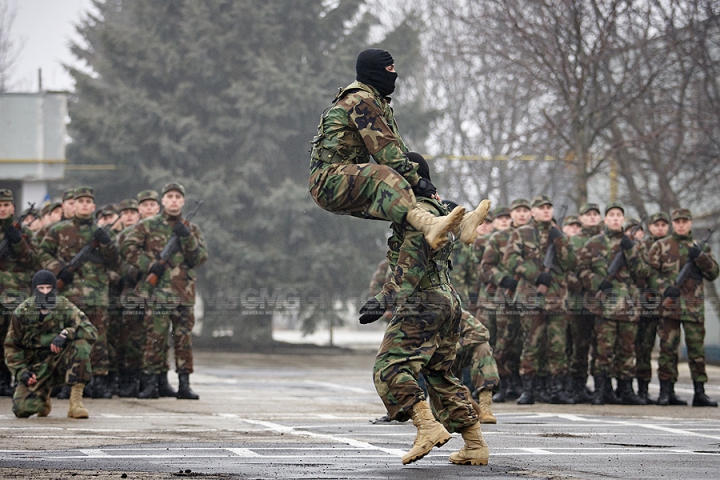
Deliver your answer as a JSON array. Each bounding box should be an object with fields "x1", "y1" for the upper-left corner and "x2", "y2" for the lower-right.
[
  {"x1": 578, "y1": 203, "x2": 649, "y2": 405},
  {"x1": 38, "y1": 186, "x2": 120, "y2": 399},
  {"x1": 34, "y1": 202, "x2": 64, "y2": 245},
  {"x1": 123, "y1": 183, "x2": 208, "y2": 400},
  {"x1": 648, "y1": 208, "x2": 719, "y2": 407},
  {"x1": 634, "y1": 212, "x2": 670, "y2": 403},
  {"x1": 563, "y1": 215, "x2": 588, "y2": 402},
  {"x1": 471, "y1": 210, "x2": 496, "y2": 345},
  {"x1": 1, "y1": 189, "x2": 39, "y2": 396},
  {"x1": 485, "y1": 199, "x2": 530, "y2": 402},
  {"x1": 137, "y1": 190, "x2": 161, "y2": 220},
  {"x1": 503, "y1": 195, "x2": 576, "y2": 405},
  {"x1": 61, "y1": 189, "x2": 76, "y2": 220},
  {"x1": 4, "y1": 270, "x2": 97, "y2": 418}
]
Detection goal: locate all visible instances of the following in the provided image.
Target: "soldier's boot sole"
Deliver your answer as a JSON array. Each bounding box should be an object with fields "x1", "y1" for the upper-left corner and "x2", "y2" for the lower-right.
[
  {"x1": 402, "y1": 432, "x2": 451, "y2": 465},
  {"x1": 457, "y1": 199, "x2": 492, "y2": 245}
]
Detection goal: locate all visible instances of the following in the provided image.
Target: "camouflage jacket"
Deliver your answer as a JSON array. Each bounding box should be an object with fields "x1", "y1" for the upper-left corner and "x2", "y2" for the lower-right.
[
  {"x1": 457, "y1": 310, "x2": 490, "y2": 354},
  {"x1": 503, "y1": 220, "x2": 576, "y2": 311},
  {"x1": 38, "y1": 217, "x2": 120, "y2": 308},
  {"x1": 379, "y1": 197, "x2": 455, "y2": 307},
  {"x1": 479, "y1": 226, "x2": 516, "y2": 309},
  {"x1": 450, "y1": 241, "x2": 480, "y2": 306},
  {"x1": 566, "y1": 235, "x2": 586, "y2": 310},
  {"x1": 122, "y1": 211, "x2": 208, "y2": 307},
  {"x1": 4, "y1": 295, "x2": 98, "y2": 382},
  {"x1": 647, "y1": 232, "x2": 719, "y2": 323},
  {"x1": 1, "y1": 217, "x2": 38, "y2": 311},
  {"x1": 369, "y1": 258, "x2": 392, "y2": 297},
  {"x1": 578, "y1": 227, "x2": 650, "y2": 321},
  {"x1": 309, "y1": 81, "x2": 419, "y2": 187}
]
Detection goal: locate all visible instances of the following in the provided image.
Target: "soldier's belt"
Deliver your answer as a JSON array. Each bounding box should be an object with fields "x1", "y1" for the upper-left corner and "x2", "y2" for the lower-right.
[{"x1": 418, "y1": 271, "x2": 450, "y2": 289}]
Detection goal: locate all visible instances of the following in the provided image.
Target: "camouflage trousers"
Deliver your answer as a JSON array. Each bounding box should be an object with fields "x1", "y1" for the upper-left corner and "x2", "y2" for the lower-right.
[
  {"x1": 142, "y1": 303, "x2": 194, "y2": 375},
  {"x1": 12, "y1": 339, "x2": 93, "y2": 418},
  {"x1": 80, "y1": 307, "x2": 109, "y2": 376},
  {"x1": 493, "y1": 308, "x2": 523, "y2": 378},
  {"x1": 519, "y1": 311, "x2": 568, "y2": 376},
  {"x1": 0, "y1": 311, "x2": 10, "y2": 376},
  {"x1": 373, "y1": 285, "x2": 478, "y2": 432},
  {"x1": 635, "y1": 316, "x2": 659, "y2": 382},
  {"x1": 568, "y1": 310, "x2": 595, "y2": 377},
  {"x1": 452, "y1": 342, "x2": 500, "y2": 394},
  {"x1": 658, "y1": 319, "x2": 707, "y2": 383},
  {"x1": 119, "y1": 311, "x2": 147, "y2": 371},
  {"x1": 309, "y1": 160, "x2": 415, "y2": 224},
  {"x1": 107, "y1": 306, "x2": 122, "y2": 373},
  {"x1": 593, "y1": 318, "x2": 637, "y2": 380}
]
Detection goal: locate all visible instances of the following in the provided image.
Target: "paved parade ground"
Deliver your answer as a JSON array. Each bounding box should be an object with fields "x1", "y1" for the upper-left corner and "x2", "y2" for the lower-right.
[{"x1": 1, "y1": 348, "x2": 719, "y2": 479}]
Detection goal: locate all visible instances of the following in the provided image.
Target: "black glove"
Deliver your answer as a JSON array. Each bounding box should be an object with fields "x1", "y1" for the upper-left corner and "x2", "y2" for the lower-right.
[
  {"x1": 688, "y1": 246, "x2": 702, "y2": 260},
  {"x1": 4, "y1": 225, "x2": 23, "y2": 244},
  {"x1": 499, "y1": 276, "x2": 518, "y2": 291},
  {"x1": 663, "y1": 286, "x2": 681, "y2": 299},
  {"x1": 359, "y1": 298, "x2": 385, "y2": 325},
  {"x1": 57, "y1": 267, "x2": 74, "y2": 286},
  {"x1": 620, "y1": 235, "x2": 634, "y2": 251},
  {"x1": 173, "y1": 222, "x2": 191, "y2": 238},
  {"x1": 20, "y1": 371, "x2": 33, "y2": 386},
  {"x1": 412, "y1": 178, "x2": 437, "y2": 199},
  {"x1": 598, "y1": 279, "x2": 613, "y2": 292},
  {"x1": 51, "y1": 333, "x2": 67, "y2": 350},
  {"x1": 149, "y1": 262, "x2": 167, "y2": 278},
  {"x1": 536, "y1": 272, "x2": 552, "y2": 287},
  {"x1": 548, "y1": 226, "x2": 563, "y2": 241},
  {"x1": 93, "y1": 228, "x2": 111, "y2": 245}
]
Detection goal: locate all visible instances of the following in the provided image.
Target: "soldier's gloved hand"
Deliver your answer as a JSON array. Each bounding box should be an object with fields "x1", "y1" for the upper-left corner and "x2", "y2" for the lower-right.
[
  {"x1": 663, "y1": 286, "x2": 681, "y2": 298},
  {"x1": 412, "y1": 178, "x2": 437, "y2": 199},
  {"x1": 173, "y1": 222, "x2": 191, "y2": 238},
  {"x1": 4, "y1": 225, "x2": 23, "y2": 244},
  {"x1": 620, "y1": 235, "x2": 635, "y2": 251},
  {"x1": 598, "y1": 279, "x2": 613, "y2": 292},
  {"x1": 20, "y1": 370, "x2": 34, "y2": 386},
  {"x1": 359, "y1": 298, "x2": 385, "y2": 325},
  {"x1": 688, "y1": 245, "x2": 702, "y2": 260},
  {"x1": 93, "y1": 228, "x2": 111, "y2": 245},
  {"x1": 499, "y1": 276, "x2": 518, "y2": 291},
  {"x1": 51, "y1": 333, "x2": 67, "y2": 351},
  {"x1": 57, "y1": 267, "x2": 74, "y2": 286},
  {"x1": 548, "y1": 226, "x2": 563, "y2": 241},
  {"x1": 536, "y1": 272, "x2": 552, "y2": 287},
  {"x1": 149, "y1": 262, "x2": 167, "y2": 278}
]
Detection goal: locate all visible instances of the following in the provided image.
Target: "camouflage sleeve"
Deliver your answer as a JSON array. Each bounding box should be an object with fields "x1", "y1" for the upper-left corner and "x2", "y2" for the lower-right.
[
  {"x1": 578, "y1": 238, "x2": 603, "y2": 292},
  {"x1": 10, "y1": 228, "x2": 37, "y2": 265},
  {"x1": 624, "y1": 242, "x2": 650, "y2": 282},
  {"x1": 38, "y1": 227, "x2": 63, "y2": 275},
  {"x1": 183, "y1": 223, "x2": 208, "y2": 269},
  {"x1": 502, "y1": 229, "x2": 524, "y2": 280},
  {"x1": 647, "y1": 241, "x2": 668, "y2": 292},
  {"x1": 122, "y1": 222, "x2": 154, "y2": 273},
  {"x1": 64, "y1": 301, "x2": 99, "y2": 342},
  {"x1": 4, "y1": 311, "x2": 29, "y2": 380},
  {"x1": 98, "y1": 229, "x2": 121, "y2": 271},
  {"x1": 555, "y1": 235, "x2": 576, "y2": 272},
  {"x1": 486, "y1": 237, "x2": 509, "y2": 286},
  {"x1": 695, "y1": 246, "x2": 720, "y2": 282}
]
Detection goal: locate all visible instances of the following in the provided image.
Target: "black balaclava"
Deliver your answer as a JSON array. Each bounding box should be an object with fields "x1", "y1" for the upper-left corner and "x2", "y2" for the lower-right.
[
  {"x1": 356, "y1": 48, "x2": 397, "y2": 97},
  {"x1": 32, "y1": 269, "x2": 58, "y2": 310}
]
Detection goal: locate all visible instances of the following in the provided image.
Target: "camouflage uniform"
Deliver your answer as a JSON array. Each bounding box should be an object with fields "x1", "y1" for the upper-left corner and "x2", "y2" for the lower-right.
[
  {"x1": 122, "y1": 209, "x2": 208, "y2": 376},
  {"x1": 4, "y1": 295, "x2": 97, "y2": 417},
  {"x1": 309, "y1": 81, "x2": 420, "y2": 224},
  {"x1": 471, "y1": 231, "x2": 495, "y2": 347},
  {"x1": 368, "y1": 258, "x2": 392, "y2": 297},
  {"x1": 373, "y1": 197, "x2": 478, "y2": 431},
  {"x1": 452, "y1": 310, "x2": 500, "y2": 395}
]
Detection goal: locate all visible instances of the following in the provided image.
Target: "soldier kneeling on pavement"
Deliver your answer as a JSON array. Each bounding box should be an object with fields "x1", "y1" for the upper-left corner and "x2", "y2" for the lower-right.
[{"x1": 4, "y1": 270, "x2": 98, "y2": 418}]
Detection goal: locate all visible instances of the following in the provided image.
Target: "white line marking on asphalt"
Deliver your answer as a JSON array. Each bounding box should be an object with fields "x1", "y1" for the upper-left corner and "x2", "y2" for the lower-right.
[
  {"x1": 225, "y1": 448, "x2": 261, "y2": 457},
  {"x1": 79, "y1": 449, "x2": 110, "y2": 457},
  {"x1": 555, "y1": 414, "x2": 720, "y2": 440},
  {"x1": 302, "y1": 380, "x2": 375, "y2": 394}
]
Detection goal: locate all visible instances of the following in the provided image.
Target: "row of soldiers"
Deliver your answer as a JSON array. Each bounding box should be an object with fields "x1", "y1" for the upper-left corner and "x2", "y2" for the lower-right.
[
  {"x1": 0, "y1": 184, "x2": 208, "y2": 418},
  {"x1": 448, "y1": 196, "x2": 718, "y2": 407}
]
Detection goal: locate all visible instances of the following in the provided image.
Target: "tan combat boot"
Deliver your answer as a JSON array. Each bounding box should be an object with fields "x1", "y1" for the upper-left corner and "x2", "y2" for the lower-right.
[
  {"x1": 406, "y1": 205, "x2": 466, "y2": 250},
  {"x1": 478, "y1": 390, "x2": 497, "y2": 424},
  {"x1": 456, "y1": 199, "x2": 492, "y2": 245},
  {"x1": 38, "y1": 396, "x2": 52, "y2": 417},
  {"x1": 449, "y1": 422, "x2": 489, "y2": 465},
  {"x1": 68, "y1": 383, "x2": 89, "y2": 419},
  {"x1": 402, "y1": 401, "x2": 452, "y2": 465}
]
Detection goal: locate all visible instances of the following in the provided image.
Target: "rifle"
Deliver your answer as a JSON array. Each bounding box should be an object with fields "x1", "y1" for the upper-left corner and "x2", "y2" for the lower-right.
[
  {"x1": 0, "y1": 202, "x2": 36, "y2": 260},
  {"x1": 56, "y1": 216, "x2": 122, "y2": 290},
  {"x1": 596, "y1": 216, "x2": 646, "y2": 298},
  {"x1": 537, "y1": 204, "x2": 568, "y2": 295},
  {"x1": 661, "y1": 228, "x2": 715, "y2": 309},
  {"x1": 145, "y1": 200, "x2": 204, "y2": 287}
]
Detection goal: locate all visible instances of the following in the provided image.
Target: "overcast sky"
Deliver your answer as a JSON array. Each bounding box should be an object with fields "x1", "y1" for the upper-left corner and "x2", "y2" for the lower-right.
[{"x1": 8, "y1": 0, "x2": 95, "y2": 92}]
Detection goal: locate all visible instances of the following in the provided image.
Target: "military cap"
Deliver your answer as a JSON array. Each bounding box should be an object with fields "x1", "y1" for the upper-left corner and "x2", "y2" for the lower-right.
[
  {"x1": 22, "y1": 207, "x2": 41, "y2": 219},
  {"x1": 623, "y1": 217, "x2": 643, "y2": 231},
  {"x1": 493, "y1": 206, "x2": 511, "y2": 218},
  {"x1": 649, "y1": 212, "x2": 670, "y2": 224},
  {"x1": 510, "y1": 198, "x2": 531, "y2": 210},
  {"x1": 604, "y1": 202, "x2": 624, "y2": 215},
  {"x1": 62, "y1": 189, "x2": 75, "y2": 201},
  {"x1": 0, "y1": 188, "x2": 14, "y2": 203},
  {"x1": 137, "y1": 189, "x2": 160, "y2": 204},
  {"x1": 41, "y1": 204, "x2": 51, "y2": 216},
  {"x1": 73, "y1": 186, "x2": 95, "y2": 200},
  {"x1": 98, "y1": 204, "x2": 117, "y2": 217},
  {"x1": 579, "y1": 202, "x2": 601, "y2": 215},
  {"x1": 671, "y1": 208, "x2": 692, "y2": 221},
  {"x1": 162, "y1": 182, "x2": 185, "y2": 197},
  {"x1": 563, "y1": 215, "x2": 581, "y2": 227},
  {"x1": 531, "y1": 195, "x2": 553, "y2": 208},
  {"x1": 49, "y1": 201, "x2": 62, "y2": 212},
  {"x1": 485, "y1": 210, "x2": 495, "y2": 222},
  {"x1": 118, "y1": 199, "x2": 139, "y2": 212}
]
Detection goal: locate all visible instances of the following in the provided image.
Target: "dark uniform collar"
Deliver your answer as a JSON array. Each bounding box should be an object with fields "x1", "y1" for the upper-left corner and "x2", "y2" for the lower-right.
[
  {"x1": 161, "y1": 210, "x2": 183, "y2": 222},
  {"x1": 672, "y1": 231, "x2": 693, "y2": 242},
  {"x1": 73, "y1": 215, "x2": 94, "y2": 227},
  {"x1": 604, "y1": 225, "x2": 624, "y2": 238}
]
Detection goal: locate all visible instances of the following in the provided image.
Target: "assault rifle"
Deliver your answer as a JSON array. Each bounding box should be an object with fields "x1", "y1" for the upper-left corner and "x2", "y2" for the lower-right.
[
  {"x1": 661, "y1": 228, "x2": 715, "y2": 309},
  {"x1": 56, "y1": 216, "x2": 122, "y2": 290},
  {"x1": 145, "y1": 200, "x2": 204, "y2": 287},
  {"x1": 537, "y1": 204, "x2": 568, "y2": 295},
  {"x1": 0, "y1": 202, "x2": 36, "y2": 261},
  {"x1": 596, "y1": 216, "x2": 646, "y2": 297}
]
